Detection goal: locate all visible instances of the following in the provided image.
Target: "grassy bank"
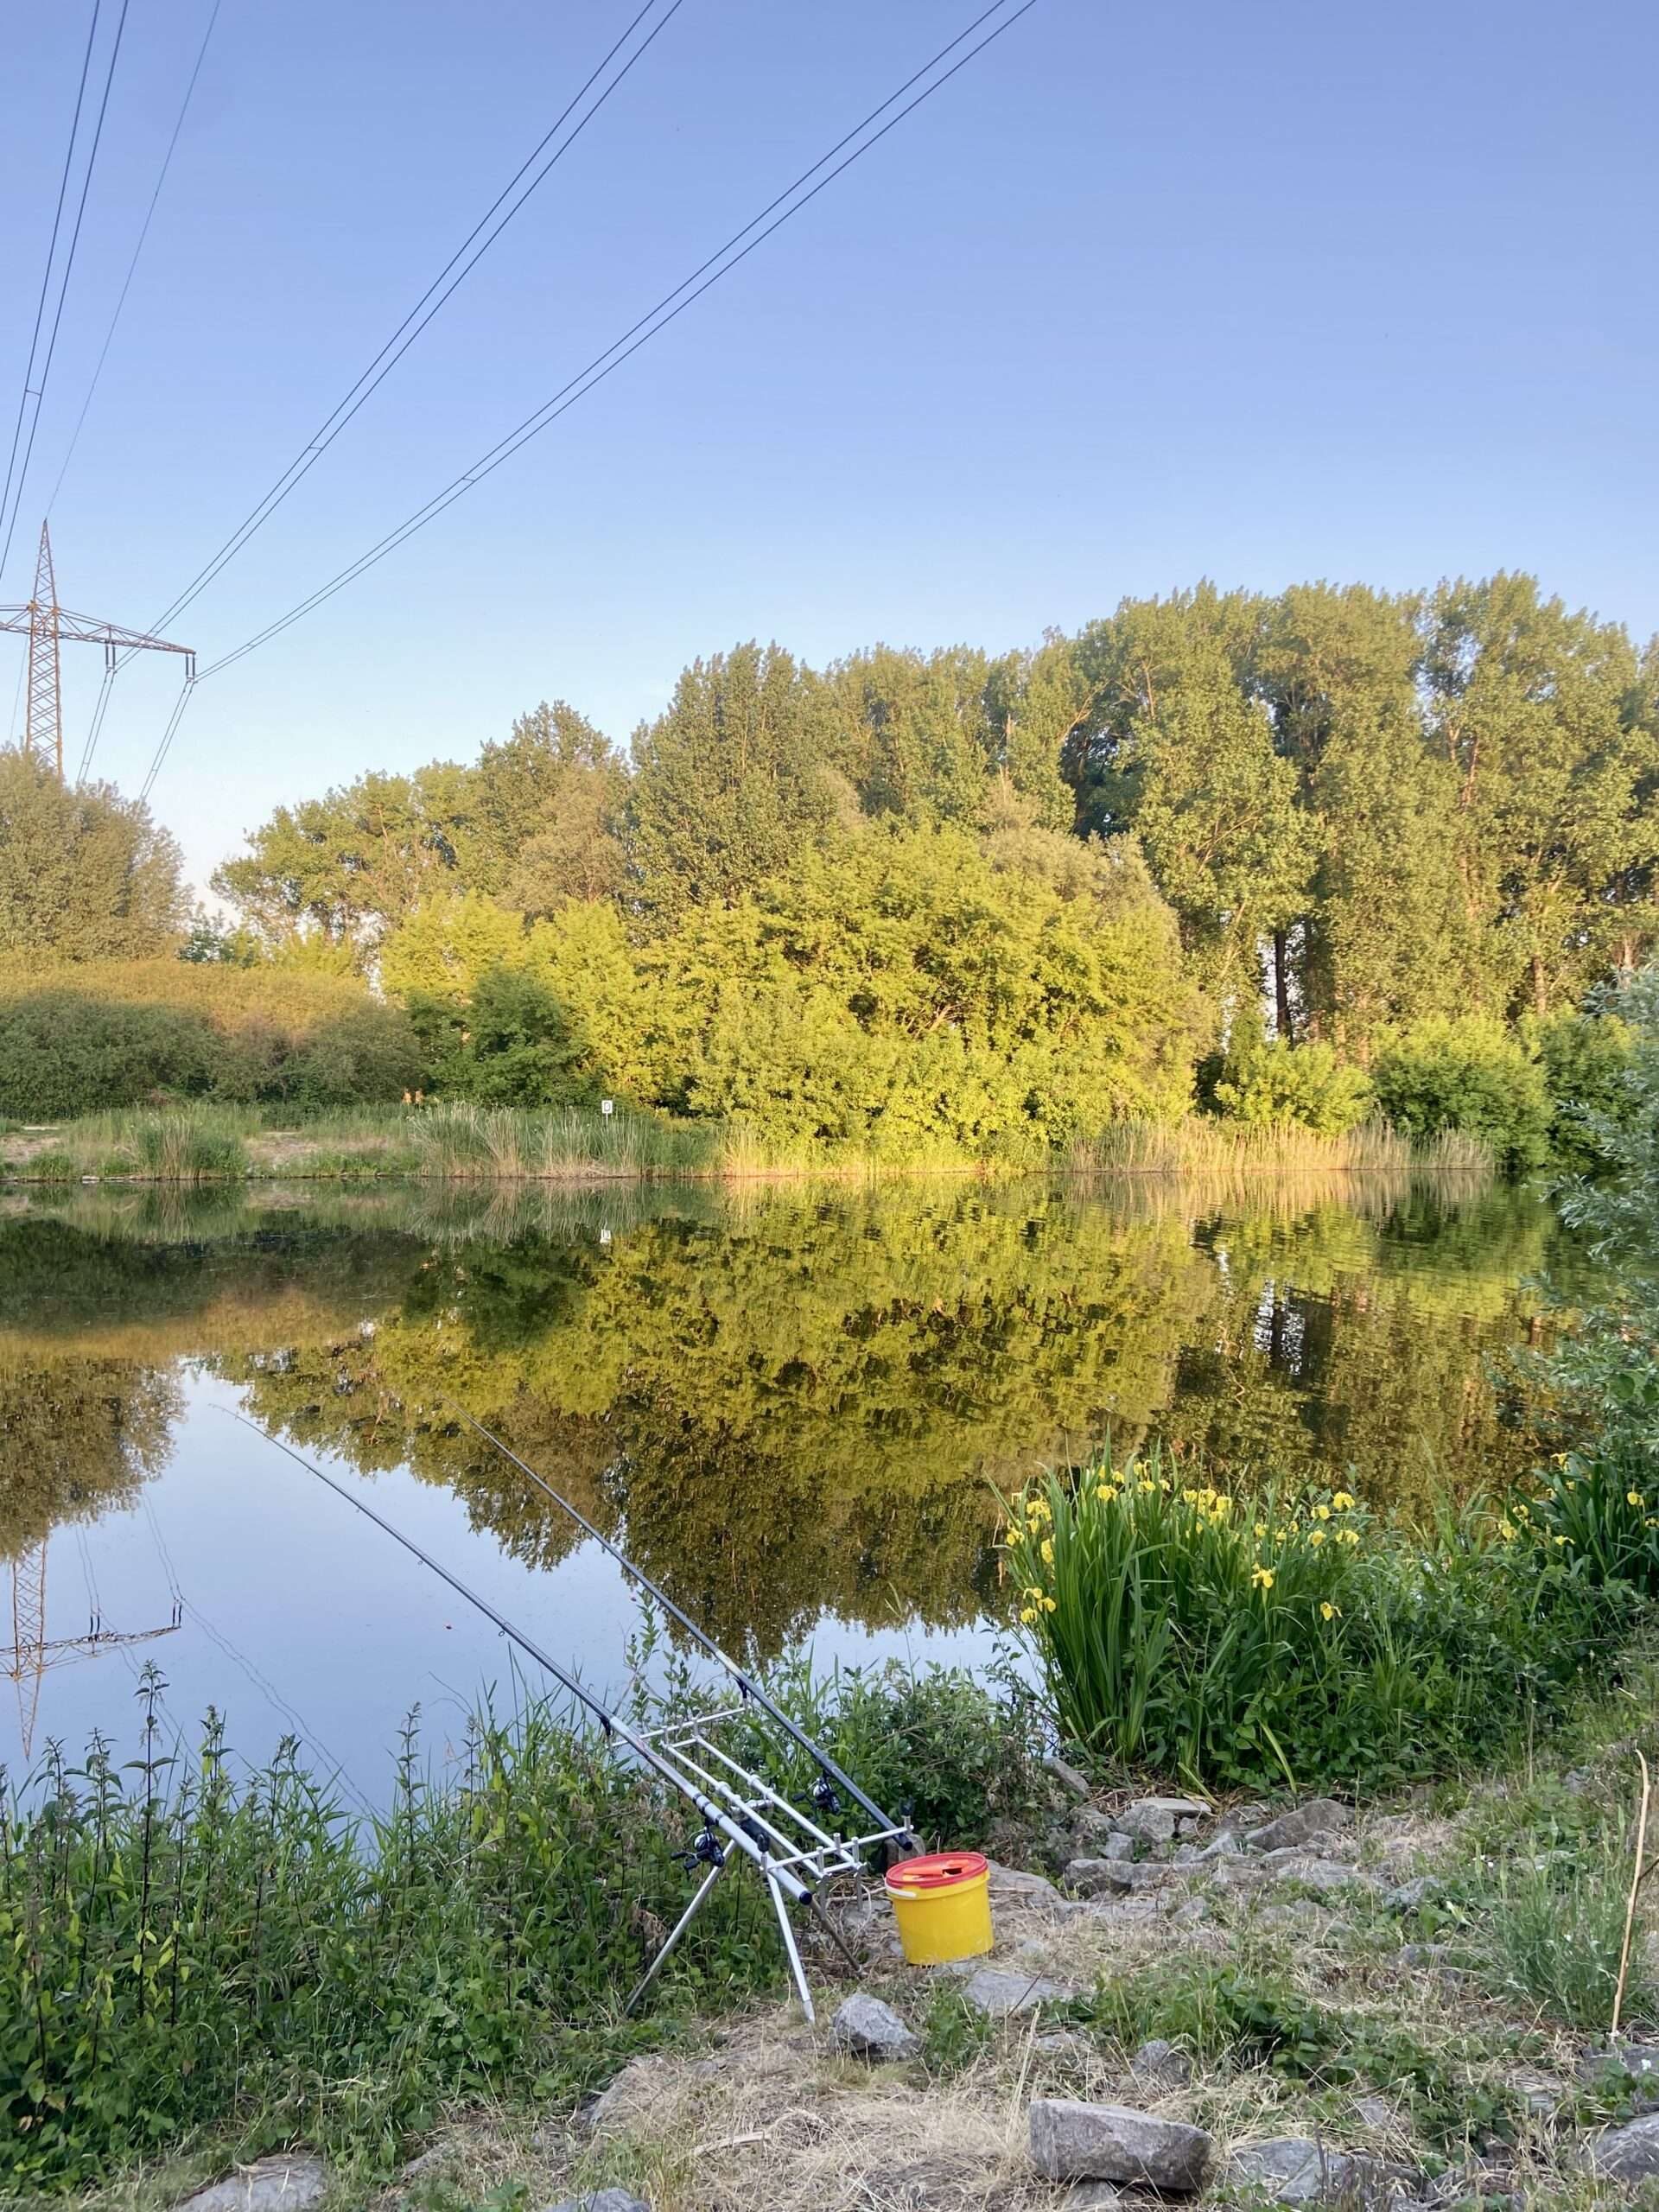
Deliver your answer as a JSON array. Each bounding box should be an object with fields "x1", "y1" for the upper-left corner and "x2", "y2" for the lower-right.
[
  {"x1": 0, "y1": 1663, "x2": 1044, "y2": 2196},
  {"x1": 0, "y1": 1102, "x2": 1497, "y2": 1189}
]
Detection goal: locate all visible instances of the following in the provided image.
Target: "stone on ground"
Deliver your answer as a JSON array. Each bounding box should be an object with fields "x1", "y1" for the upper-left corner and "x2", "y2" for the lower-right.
[
  {"x1": 962, "y1": 1965, "x2": 1081, "y2": 2018},
  {"x1": 1029, "y1": 2099, "x2": 1212, "y2": 2190},
  {"x1": 1130, "y1": 2036, "x2": 1193, "y2": 2088},
  {"x1": 1225, "y1": 2137, "x2": 1420, "y2": 2205},
  {"x1": 1065, "y1": 1854, "x2": 1170, "y2": 1896},
  {"x1": 1580, "y1": 2112, "x2": 1659, "y2": 2180},
  {"x1": 1046, "y1": 1751, "x2": 1093, "y2": 1798},
  {"x1": 830, "y1": 1992, "x2": 920, "y2": 2062},
  {"x1": 987, "y1": 1859, "x2": 1065, "y2": 1906},
  {"x1": 538, "y1": 2193, "x2": 651, "y2": 2212},
  {"x1": 174, "y1": 2156, "x2": 327, "y2": 2211},
  {"x1": 1245, "y1": 1798, "x2": 1352, "y2": 1853},
  {"x1": 1116, "y1": 1796, "x2": 1207, "y2": 1846}
]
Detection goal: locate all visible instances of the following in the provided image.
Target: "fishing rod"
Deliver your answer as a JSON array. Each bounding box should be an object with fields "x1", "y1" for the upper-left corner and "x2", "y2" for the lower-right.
[
  {"x1": 230, "y1": 1414, "x2": 788, "y2": 1883},
  {"x1": 444, "y1": 1402, "x2": 915, "y2": 1851},
  {"x1": 233, "y1": 1411, "x2": 911, "y2": 2018}
]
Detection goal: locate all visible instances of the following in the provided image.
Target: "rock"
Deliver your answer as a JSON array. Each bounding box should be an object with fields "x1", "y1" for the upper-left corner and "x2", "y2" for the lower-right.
[
  {"x1": 1048, "y1": 1751, "x2": 1094, "y2": 1799},
  {"x1": 1582, "y1": 2039, "x2": 1659, "y2": 2107},
  {"x1": 1224, "y1": 2137, "x2": 1419, "y2": 2206},
  {"x1": 1176, "y1": 1815, "x2": 1200, "y2": 1838},
  {"x1": 1245, "y1": 1798, "x2": 1353, "y2": 1853},
  {"x1": 1029, "y1": 2100, "x2": 1212, "y2": 2190},
  {"x1": 1130, "y1": 2037, "x2": 1192, "y2": 2088},
  {"x1": 962, "y1": 1965, "x2": 1081, "y2": 2018},
  {"x1": 1353, "y1": 2095, "x2": 1395, "y2": 2130},
  {"x1": 1071, "y1": 1806, "x2": 1119, "y2": 1846},
  {"x1": 1116, "y1": 1796, "x2": 1208, "y2": 1847},
  {"x1": 1383, "y1": 1875, "x2": 1442, "y2": 1911},
  {"x1": 399, "y1": 2142, "x2": 456, "y2": 2179},
  {"x1": 987, "y1": 1860, "x2": 1065, "y2": 1909},
  {"x1": 174, "y1": 2158, "x2": 327, "y2": 2211},
  {"x1": 538, "y1": 2195, "x2": 651, "y2": 2212},
  {"x1": 1036, "y1": 2028, "x2": 1096, "y2": 2060},
  {"x1": 1066, "y1": 1855, "x2": 1173, "y2": 1897},
  {"x1": 831, "y1": 1992, "x2": 919, "y2": 2062},
  {"x1": 1266, "y1": 1854, "x2": 1370, "y2": 1897},
  {"x1": 1581, "y1": 2111, "x2": 1659, "y2": 2180}
]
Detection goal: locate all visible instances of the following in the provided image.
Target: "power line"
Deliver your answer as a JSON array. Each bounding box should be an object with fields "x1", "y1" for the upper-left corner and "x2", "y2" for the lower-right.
[
  {"x1": 0, "y1": 0, "x2": 132, "y2": 582},
  {"x1": 154, "y1": 0, "x2": 1037, "y2": 784},
  {"x1": 130, "y1": 0, "x2": 683, "y2": 656},
  {"x1": 0, "y1": 2, "x2": 103, "y2": 579},
  {"x1": 47, "y1": 0, "x2": 226, "y2": 523}
]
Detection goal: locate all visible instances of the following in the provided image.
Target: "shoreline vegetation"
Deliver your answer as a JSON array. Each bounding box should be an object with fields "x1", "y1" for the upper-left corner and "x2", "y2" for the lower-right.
[
  {"x1": 2, "y1": 983, "x2": 1655, "y2": 2201},
  {"x1": 0, "y1": 1100, "x2": 1497, "y2": 1189}
]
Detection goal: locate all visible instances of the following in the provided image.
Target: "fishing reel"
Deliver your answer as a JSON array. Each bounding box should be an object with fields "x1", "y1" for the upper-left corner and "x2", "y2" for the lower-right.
[
  {"x1": 811, "y1": 1770, "x2": 842, "y2": 1818},
  {"x1": 673, "y1": 1822, "x2": 727, "y2": 1874}
]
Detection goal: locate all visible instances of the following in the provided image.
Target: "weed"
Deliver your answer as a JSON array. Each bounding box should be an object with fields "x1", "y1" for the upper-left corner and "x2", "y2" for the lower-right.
[{"x1": 1467, "y1": 1833, "x2": 1656, "y2": 2031}]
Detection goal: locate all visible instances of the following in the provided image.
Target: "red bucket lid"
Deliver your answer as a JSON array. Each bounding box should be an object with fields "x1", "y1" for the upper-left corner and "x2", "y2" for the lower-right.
[{"x1": 884, "y1": 1850, "x2": 989, "y2": 1893}]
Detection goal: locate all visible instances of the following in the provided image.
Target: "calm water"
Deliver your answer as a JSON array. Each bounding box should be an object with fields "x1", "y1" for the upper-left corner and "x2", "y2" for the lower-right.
[{"x1": 0, "y1": 1176, "x2": 1590, "y2": 1798}]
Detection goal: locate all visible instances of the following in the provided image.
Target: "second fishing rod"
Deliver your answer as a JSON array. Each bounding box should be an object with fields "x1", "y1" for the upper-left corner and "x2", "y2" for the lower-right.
[{"x1": 443, "y1": 1402, "x2": 915, "y2": 1854}]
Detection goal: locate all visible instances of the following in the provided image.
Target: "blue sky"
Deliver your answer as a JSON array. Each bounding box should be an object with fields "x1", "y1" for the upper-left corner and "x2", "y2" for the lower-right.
[{"x1": 3, "y1": 0, "x2": 1656, "y2": 894}]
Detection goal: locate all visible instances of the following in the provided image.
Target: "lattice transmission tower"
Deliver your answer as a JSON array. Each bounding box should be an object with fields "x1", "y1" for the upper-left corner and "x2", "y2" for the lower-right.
[
  {"x1": 3, "y1": 1541, "x2": 182, "y2": 1763},
  {"x1": 0, "y1": 523, "x2": 194, "y2": 779}
]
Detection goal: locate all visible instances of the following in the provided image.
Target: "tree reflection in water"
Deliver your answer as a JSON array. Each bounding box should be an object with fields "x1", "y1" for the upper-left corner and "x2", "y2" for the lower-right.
[{"x1": 0, "y1": 1179, "x2": 1590, "y2": 1656}]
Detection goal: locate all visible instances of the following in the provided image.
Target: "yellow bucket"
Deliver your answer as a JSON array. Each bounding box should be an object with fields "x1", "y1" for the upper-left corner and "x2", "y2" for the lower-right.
[{"x1": 884, "y1": 1850, "x2": 994, "y2": 1965}]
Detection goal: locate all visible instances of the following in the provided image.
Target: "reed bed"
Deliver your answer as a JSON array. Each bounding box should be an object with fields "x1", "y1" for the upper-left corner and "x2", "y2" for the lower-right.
[
  {"x1": 1, "y1": 1103, "x2": 1498, "y2": 1190},
  {"x1": 1066, "y1": 1115, "x2": 1492, "y2": 1192}
]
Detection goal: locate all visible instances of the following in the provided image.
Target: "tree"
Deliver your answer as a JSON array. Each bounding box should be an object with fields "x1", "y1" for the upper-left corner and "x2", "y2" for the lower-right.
[
  {"x1": 983, "y1": 631, "x2": 1089, "y2": 832},
  {"x1": 213, "y1": 763, "x2": 474, "y2": 960},
  {"x1": 628, "y1": 822, "x2": 1204, "y2": 1151},
  {"x1": 379, "y1": 889, "x2": 527, "y2": 1002},
  {"x1": 824, "y1": 644, "x2": 994, "y2": 827},
  {"x1": 628, "y1": 642, "x2": 839, "y2": 920},
  {"x1": 1421, "y1": 575, "x2": 1656, "y2": 1014},
  {"x1": 0, "y1": 747, "x2": 188, "y2": 960},
  {"x1": 469, "y1": 700, "x2": 628, "y2": 912}
]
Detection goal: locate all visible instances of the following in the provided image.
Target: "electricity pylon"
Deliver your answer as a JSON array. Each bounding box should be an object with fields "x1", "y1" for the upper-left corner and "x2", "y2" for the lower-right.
[
  {"x1": 0, "y1": 524, "x2": 194, "y2": 779},
  {"x1": 3, "y1": 1541, "x2": 182, "y2": 1764}
]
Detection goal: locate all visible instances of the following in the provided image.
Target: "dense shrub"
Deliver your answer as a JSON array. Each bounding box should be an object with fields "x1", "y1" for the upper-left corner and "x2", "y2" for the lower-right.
[
  {"x1": 1209, "y1": 1033, "x2": 1373, "y2": 1134},
  {"x1": 407, "y1": 966, "x2": 594, "y2": 1106},
  {"x1": 0, "y1": 963, "x2": 424, "y2": 1116},
  {"x1": 1370, "y1": 1014, "x2": 1552, "y2": 1172},
  {"x1": 1528, "y1": 1005, "x2": 1637, "y2": 1172}
]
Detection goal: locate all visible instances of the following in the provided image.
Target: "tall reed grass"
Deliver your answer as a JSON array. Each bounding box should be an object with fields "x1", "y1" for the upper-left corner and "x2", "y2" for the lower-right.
[{"x1": 1066, "y1": 1115, "x2": 1493, "y2": 1197}]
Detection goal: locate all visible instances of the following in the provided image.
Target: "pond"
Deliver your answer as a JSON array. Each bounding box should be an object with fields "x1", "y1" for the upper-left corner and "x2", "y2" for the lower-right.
[{"x1": 0, "y1": 1173, "x2": 1590, "y2": 1800}]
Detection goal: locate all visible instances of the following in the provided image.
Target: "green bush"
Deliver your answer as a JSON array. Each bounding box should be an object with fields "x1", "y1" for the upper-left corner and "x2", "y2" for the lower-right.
[
  {"x1": 745, "y1": 1656, "x2": 1046, "y2": 1847},
  {"x1": 1529, "y1": 1006, "x2": 1638, "y2": 1172},
  {"x1": 1209, "y1": 1034, "x2": 1373, "y2": 1135},
  {"x1": 409, "y1": 966, "x2": 594, "y2": 1106},
  {"x1": 0, "y1": 970, "x2": 425, "y2": 1116},
  {"x1": 1370, "y1": 1015, "x2": 1552, "y2": 1173}
]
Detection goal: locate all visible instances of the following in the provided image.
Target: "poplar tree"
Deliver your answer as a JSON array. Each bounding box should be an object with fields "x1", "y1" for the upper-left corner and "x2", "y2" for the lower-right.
[{"x1": 628, "y1": 642, "x2": 837, "y2": 921}]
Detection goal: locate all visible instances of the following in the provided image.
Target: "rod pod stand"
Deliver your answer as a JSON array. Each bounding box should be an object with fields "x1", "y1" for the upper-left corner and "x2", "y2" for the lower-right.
[{"x1": 237, "y1": 1414, "x2": 909, "y2": 2021}]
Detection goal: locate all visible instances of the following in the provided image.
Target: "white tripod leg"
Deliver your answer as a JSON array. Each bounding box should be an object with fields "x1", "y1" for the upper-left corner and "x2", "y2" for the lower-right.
[{"x1": 625, "y1": 1857, "x2": 726, "y2": 2015}]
